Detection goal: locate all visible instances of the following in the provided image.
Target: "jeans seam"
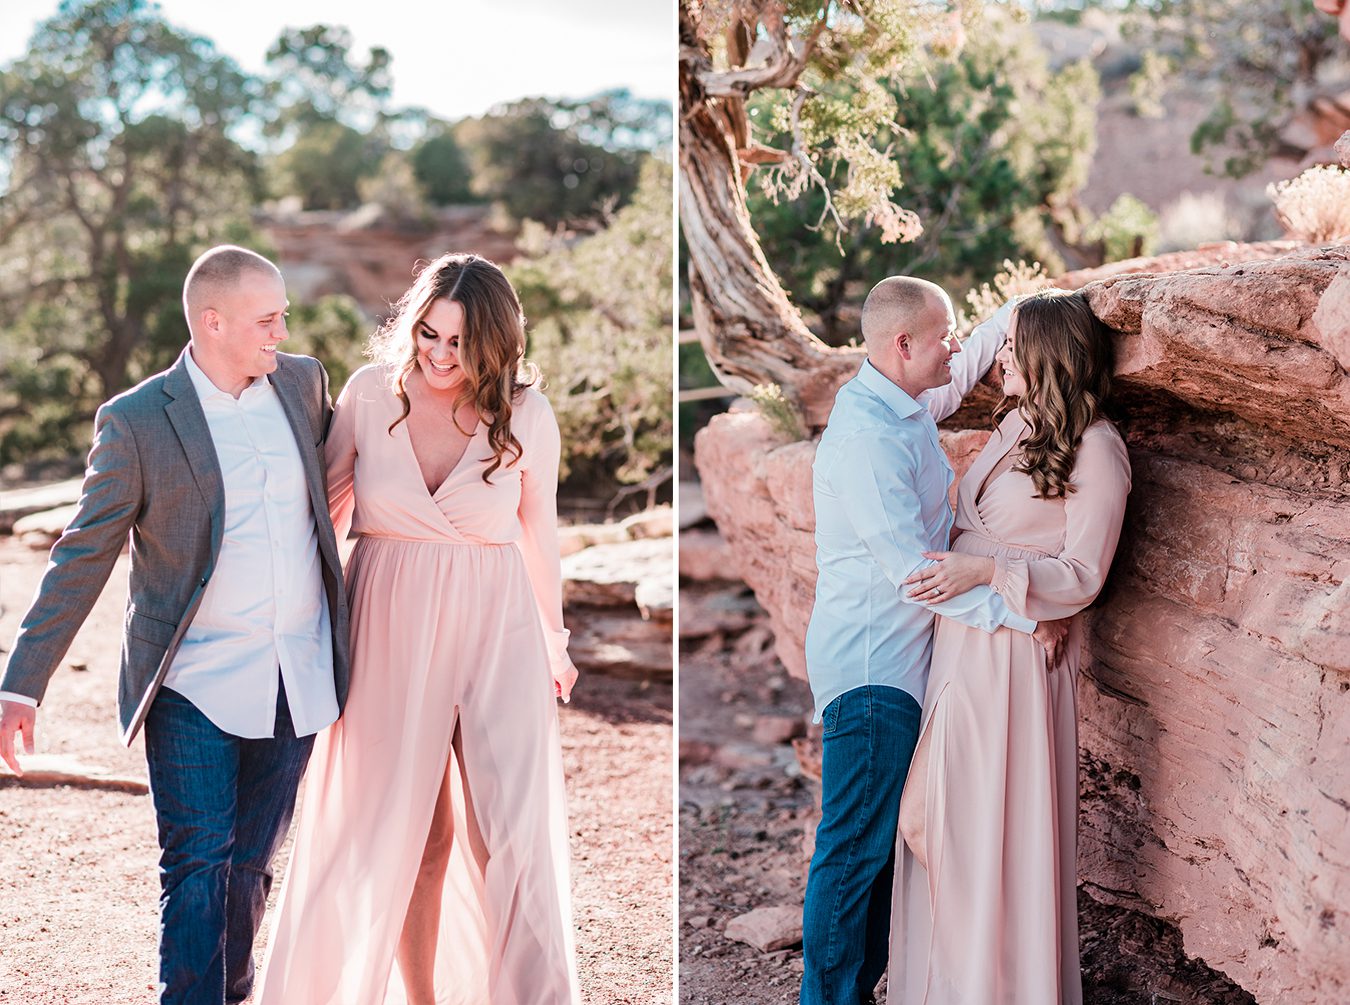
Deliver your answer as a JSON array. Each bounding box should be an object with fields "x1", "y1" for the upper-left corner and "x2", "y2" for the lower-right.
[{"x1": 819, "y1": 687, "x2": 877, "y2": 1004}]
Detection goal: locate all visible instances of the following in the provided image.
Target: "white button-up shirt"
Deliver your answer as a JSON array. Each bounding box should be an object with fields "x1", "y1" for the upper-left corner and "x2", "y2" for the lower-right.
[
  {"x1": 804, "y1": 301, "x2": 1038, "y2": 721},
  {"x1": 1, "y1": 353, "x2": 338, "y2": 735},
  {"x1": 160, "y1": 350, "x2": 338, "y2": 737}
]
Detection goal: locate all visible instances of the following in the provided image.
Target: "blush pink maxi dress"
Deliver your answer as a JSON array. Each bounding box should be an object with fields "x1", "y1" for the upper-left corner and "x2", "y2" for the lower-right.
[
  {"x1": 889, "y1": 411, "x2": 1131, "y2": 1005},
  {"x1": 258, "y1": 363, "x2": 578, "y2": 1005}
]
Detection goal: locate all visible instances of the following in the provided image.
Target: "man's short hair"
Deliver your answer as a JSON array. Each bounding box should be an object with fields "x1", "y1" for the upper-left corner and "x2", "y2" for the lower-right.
[
  {"x1": 860, "y1": 276, "x2": 948, "y2": 354},
  {"x1": 182, "y1": 246, "x2": 280, "y2": 331}
]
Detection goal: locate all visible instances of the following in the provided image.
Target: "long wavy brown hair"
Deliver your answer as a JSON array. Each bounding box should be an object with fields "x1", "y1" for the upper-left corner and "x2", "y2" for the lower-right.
[
  {"x1": 995, "y1": 289, "x2": 1114, "y2": 499},
  {"x1": 367, "y1": 253, "x2": 539, "y2": 482}
]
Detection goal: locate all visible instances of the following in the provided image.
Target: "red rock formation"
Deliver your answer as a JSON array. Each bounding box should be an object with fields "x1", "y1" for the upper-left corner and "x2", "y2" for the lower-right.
[
  {"x1": 262, "y1": 205, "x2": 521, "y2": 321},
  {"x1": 693, "y1": 242, "x2": 1350, "y2": 1003}
]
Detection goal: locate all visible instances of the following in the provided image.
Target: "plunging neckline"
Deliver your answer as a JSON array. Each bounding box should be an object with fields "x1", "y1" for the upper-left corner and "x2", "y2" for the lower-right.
[
  {"x1": 973, "y1": 412, "x2": 1029, "y2": 507},
  {"x1": 401, "y1": 413, "x2": 482, "y2": 499}
]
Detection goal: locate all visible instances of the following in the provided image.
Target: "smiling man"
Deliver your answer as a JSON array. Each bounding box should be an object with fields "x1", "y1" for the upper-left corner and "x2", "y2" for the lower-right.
[
  {"x1": 0, "y1": 245, "x2": 351, "y2": 1005},
  {"x1": 799, "y1": 277, "x2": 1061, "y2": 1005}
]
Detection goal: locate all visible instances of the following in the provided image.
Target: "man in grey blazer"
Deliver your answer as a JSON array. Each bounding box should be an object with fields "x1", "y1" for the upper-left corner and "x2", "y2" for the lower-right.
[{"x1": 0, "y1": 246, "x2": 351, "y2": 1005}]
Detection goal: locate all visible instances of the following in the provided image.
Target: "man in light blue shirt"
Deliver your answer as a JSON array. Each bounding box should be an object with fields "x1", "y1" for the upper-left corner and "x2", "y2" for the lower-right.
[{"x1": 799, "y1": 278, "x2": 1049, "y2": 1005}]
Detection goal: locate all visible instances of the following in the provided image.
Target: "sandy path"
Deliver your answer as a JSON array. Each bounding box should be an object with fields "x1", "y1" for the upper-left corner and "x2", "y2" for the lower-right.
[{"x1": 0, "y1": 538, "x2": 673, "y2": 1004}]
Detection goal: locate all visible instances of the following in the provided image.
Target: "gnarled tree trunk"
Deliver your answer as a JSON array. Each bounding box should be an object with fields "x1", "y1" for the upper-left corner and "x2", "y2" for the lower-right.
[{"x1": 678, "y1": 1, "x2": 863, "y2": 428}]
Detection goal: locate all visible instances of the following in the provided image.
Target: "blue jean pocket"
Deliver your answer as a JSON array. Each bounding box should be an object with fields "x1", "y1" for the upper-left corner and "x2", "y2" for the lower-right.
[{"x1": 821, "y1": 695, "x2": 843, "y2": 735}]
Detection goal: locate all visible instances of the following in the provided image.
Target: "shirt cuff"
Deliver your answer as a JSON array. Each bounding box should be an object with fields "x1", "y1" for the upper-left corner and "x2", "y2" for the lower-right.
[
  {"x1": 0, "y1": 691, "x2": 38, "y2": 708},
  {"x1": 1003, "y1": 612, "x2": 1038, "y2": 634}
]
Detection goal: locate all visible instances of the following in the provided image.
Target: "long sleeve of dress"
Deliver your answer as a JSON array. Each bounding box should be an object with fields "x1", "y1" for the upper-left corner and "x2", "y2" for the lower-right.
[
  {"x1": 516, "y1": 394, "x2": 571, "y2": 678},
  {"x1": 833, "y1": 430, "x2": 1037, "y2": 635},
  {"x1": 990, "y1": 425, "x2": 1132, "y2": 621},
  {"x1": 324, "y1": 374, "x2": 359, "y2": 545}
]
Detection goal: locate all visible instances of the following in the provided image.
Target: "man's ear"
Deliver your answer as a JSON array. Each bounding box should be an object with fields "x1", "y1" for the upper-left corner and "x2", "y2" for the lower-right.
[
  {"x1": 201, "y1": 308, "x2": 220, "y2": 335},
  {"x1": 895, "y1": 331, "x2": 912, "y2": 361}
]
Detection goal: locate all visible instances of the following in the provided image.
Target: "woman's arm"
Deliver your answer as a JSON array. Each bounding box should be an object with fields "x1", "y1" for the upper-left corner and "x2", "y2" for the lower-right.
[
  {"x1": 516, "y1": 393, "x2": 577, "y2": 700},
  {"x1": 323, "y1": 374, "x2": 359, "y2": 545},
  {"x1": 991, "y1": 427, "x2": 1132, "y2": 621}
]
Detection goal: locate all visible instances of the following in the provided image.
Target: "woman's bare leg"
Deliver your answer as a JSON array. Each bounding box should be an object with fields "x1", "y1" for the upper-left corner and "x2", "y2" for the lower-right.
[
  {"x1": 398, "y1": 731, "x2": 459, "y2": 1005},
  {"x1": 898, "y1": 723, "x2": 933, "y2": 871}
]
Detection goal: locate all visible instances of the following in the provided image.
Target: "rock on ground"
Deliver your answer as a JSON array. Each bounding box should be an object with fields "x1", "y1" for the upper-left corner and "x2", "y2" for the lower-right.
[{"x1": 725, "y1": 906, "x2": 804, "y2": 952}]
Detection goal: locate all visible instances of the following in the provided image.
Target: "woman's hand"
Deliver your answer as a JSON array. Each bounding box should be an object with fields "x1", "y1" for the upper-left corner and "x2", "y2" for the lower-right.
[
  {"x1": 553, "y1": 656, "x2": 579, "y2": 704},
  {"x1": 904, "y1": 552, "x2": 995, "y2": 604}
]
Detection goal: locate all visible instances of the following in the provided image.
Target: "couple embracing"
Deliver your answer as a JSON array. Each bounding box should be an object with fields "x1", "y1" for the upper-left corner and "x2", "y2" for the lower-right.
[
  {"x1": 0, "y1": 246, "x2": 580, "y2": 1004},
  {"x1": 801, "y1": 278, "x2": 1133, "y2": 1004}
]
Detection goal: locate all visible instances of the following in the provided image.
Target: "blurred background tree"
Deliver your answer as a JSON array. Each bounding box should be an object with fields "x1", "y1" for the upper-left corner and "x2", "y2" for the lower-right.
[
  {"x1": 456, "y1": 90, "x2": 670, "y2": 228},
  {"x1": 745, "y1": 6, "x2": 1101, "y2": 344},
  {"x1": 0, "y1": 0, "x2": 264, "y2": 462},
  {"x1": 1124, "y1": 0, "x2": 1343, "y2": 177},
  {"x1": 511, "y1": 159, "x2": 673, "y2": 506}
]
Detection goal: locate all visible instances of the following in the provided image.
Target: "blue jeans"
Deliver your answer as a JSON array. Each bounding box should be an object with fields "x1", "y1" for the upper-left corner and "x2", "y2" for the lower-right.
[
  {"x1": 142, "y1": 682, "x2": 314, "y2": 1005},
  {"x1": 800, "y1": 685, "x2": 923, "y2": 1005}
]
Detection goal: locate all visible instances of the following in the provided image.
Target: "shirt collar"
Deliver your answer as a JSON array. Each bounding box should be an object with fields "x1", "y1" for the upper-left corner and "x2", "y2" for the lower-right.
[
  {"x1": 856, "y1": 359, "x2": 923, "y2": 421},
  {"x1": 184, "y1": 346, "x2": 267, "y2": 403}
]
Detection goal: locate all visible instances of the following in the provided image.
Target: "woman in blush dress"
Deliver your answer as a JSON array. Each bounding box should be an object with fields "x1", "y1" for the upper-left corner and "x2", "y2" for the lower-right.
[
  {"x1": 258, "y1": 253, "x2": 580, "y2": 1005},
  {"x1": 888, "y1": 289, "x2": 1132, "y2": 1004}
]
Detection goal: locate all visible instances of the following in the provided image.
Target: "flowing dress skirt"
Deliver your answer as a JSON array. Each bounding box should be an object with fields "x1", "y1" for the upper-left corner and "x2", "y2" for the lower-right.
[
  {"x1": 890, "y1": 534, "x2": 1082, "y2": 1005},
  {"x1": 258, "y1": 535, "x2": 577, "y2": 1005}
]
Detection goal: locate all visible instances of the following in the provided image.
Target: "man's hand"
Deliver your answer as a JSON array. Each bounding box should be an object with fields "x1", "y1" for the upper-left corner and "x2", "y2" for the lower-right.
[
  {"x1": 904, "y1": 552, "x2": 995, "y2": 603},
  {"x1": 1033, "y1": 618, "x2": 1072, "y2": 668},
  {"x1": 0, "y1": 700, "x2": 37, "y2": 776}
]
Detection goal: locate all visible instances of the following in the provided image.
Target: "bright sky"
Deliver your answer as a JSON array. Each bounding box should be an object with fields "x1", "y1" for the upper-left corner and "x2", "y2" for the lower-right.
[{"x1": 0, "y1": 0, "x2": 673, "y2": 121}]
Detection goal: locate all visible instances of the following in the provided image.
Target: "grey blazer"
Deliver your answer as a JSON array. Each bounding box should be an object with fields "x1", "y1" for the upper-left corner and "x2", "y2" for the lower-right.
[{"x1": 1, "y1": 348, "x2": 351, "y2": 744}]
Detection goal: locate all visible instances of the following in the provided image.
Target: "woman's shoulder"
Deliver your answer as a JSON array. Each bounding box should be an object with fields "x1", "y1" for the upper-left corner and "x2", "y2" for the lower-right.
[
  {"x1": 512, "y1": 382, "x2": 557, "y2": 422},
  {"x1": 1079, "y1": 418, "x2": 1131, "y2": 477}
]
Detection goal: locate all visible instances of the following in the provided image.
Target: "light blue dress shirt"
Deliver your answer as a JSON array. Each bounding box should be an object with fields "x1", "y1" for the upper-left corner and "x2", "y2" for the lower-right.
[{"x1": 804, "y1": 301, "x2": 1037, "y2": 721}]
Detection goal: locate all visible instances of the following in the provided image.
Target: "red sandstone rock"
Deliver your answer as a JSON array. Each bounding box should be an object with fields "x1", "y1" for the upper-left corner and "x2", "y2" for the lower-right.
[
  {"x1": 677, "y1": 527, "x2": 742, "y2": 582},
  {"x1": 692, "y1": 242, "x2": 1350, "y2": 1003},
  {"x1": 723, "y1": 905, "x2": 804, "y2": 952}
]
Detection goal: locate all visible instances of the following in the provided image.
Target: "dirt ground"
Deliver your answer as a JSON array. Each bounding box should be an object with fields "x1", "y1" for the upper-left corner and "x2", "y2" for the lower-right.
[
  {"x1": 0, "y1": 538, "x2": 673, "y2": 1004},
  {"x1": 678, "y1": 583, "x2": 1258, "y2": 1005}
]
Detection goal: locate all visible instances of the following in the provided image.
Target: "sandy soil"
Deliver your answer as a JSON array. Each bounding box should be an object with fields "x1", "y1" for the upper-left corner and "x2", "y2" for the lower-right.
[
  {"x1": 677, "y1": 584, "x2": 1258, "y2": 1005},
  {"x1": 0, "y1": 538, "x2": 673, "y2": 1004}
]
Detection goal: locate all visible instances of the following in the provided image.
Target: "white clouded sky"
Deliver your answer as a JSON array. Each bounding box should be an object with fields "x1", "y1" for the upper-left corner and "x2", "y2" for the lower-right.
[{"x1": 0, "y1": 0, "x2": 673, "y2": 120}]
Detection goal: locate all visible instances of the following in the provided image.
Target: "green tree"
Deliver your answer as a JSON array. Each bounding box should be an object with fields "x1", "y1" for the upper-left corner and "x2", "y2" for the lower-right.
[
  {"x1": 263, "y1": 24, "x2": 405, "y2": 209},
  {"x1": 457, "y1": 91, "x2": 664, "y2": 227},
  {"x1": 411, "y1": 124, "x2": 477, "y2": 205},
  {"x1": 510, "y1": 160, "x2": 673, "y2": 498},
  {"x1": 271, "y1": 120, "x2": 386, "y2": 209},
  {"x1": 0, "y1": 0, "x2": 264, "y2": 463},
  {"x1": 745, "y1": 11, "x2": 1099, "y2": 342}
]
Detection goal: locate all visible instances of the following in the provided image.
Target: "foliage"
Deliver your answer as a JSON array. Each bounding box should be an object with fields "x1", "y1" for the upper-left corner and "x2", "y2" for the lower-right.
[
  {"x1": 411, "y1": 125, "x2": 477, "y2": 206},
  {"x1": 749, "y1": 384, "x2": 807, "y2": 442},
  {"x1": 1268, "y1": 165, "x2": 1350, "y2": 242},
  {"x1": 271, "y1": 120, "x2": 388, "y2": 209},
  {"x1": 356, "y1": 152, "x2": 430, "y2": 223},
  {"x1": 961, "y1": 260, "x2": 1056, "y2": 331},
  {"x1": 457, "y1": 90, "x2": 665, "y2": 228},
  {"x1": 263, "y1": 24, "x2": 393, "y2": 137},
  {"x1": 1125, "y1": 0, "x2": 1343, "y2": 176},
  {"x1": 1127, "y1": 49, "x2": 1170, "y2": 119},
  {"x1": 284, "y1": 295, "x2": 368, "y2": 391},
  {"x1": 1084, "y1": 193, "x2": 1159, "y2": 262},
  {"x1": 0, "y1": 0, "x2": 265, "y2": 463},
  {"x1": 744, "y1": 8, "x2": 1098, "y2": 341},
  {"x1": 509, "y1": 160, "x2": 672, "y2": 493}
]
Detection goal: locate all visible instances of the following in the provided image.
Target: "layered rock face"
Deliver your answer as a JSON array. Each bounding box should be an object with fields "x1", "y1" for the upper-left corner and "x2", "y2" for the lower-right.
[{"x1": 693, "y1": 243, "x2": 1350, "y2": 1003}]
